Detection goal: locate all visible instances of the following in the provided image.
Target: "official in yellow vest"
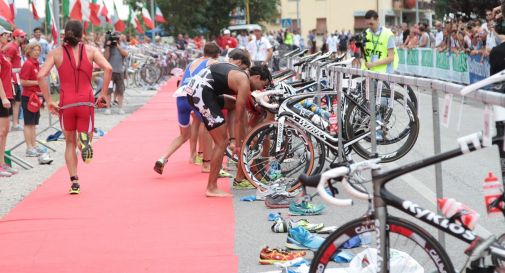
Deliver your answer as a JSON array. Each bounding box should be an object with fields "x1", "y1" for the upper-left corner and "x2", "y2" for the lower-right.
[{"x1": 362, "y1": 10, "x2": 399, "y2": 73}]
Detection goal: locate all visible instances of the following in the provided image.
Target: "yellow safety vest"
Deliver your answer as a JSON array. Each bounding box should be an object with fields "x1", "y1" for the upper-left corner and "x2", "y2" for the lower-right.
[{"x1": 363, "y1": 27, "x2": 399, "y2": 73}]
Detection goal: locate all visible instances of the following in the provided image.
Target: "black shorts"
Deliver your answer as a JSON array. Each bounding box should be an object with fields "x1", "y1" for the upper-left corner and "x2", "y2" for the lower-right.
[
  {"x1": 13, "y1": 83, "x2": 21, "y2": 102},
  {"x1": 0, "y1": 99, "x2": 13, "y2": 118},
  {"x1": 109, "y1": 72, "x2": 125, "y2": 96},
  {"x1": 187, "y1": 90, "x2": 225, "y2": 131},
  {"x1": 21, "y1": 96, "x2": 40, "y2": 125}
]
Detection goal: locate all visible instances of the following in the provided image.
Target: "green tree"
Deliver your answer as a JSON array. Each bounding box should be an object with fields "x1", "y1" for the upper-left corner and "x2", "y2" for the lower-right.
[
  {"x1": 248, "y1": 0, "x2": 280, "y2": 24},
  {"x1": 434, "y1": 0, "x2": 499, "y2": 19}
]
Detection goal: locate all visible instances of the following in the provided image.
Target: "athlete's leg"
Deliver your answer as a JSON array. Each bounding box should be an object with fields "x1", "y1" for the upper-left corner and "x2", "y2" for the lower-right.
[
  {"x1": 0, "y1": 117, "x2": 9, "y2": 165},
  {"x1": 114, "y1": 73, "x2": 126, "y2": 112},
  {"x1": 206, "y1": 124, "x2": 232, "y2": 197},
  {"x1": 63, "y1": 130, "x2": 78, "y2": 177},
  {"x1": 23, "y1": 125, "x2": 36, "y2": 149},
  {"x1": 200, "y1": 126, "x2": 212, "y2": 172},
  {"x1": 189, "y1": 113, "x2": 200, "y2": 163}
]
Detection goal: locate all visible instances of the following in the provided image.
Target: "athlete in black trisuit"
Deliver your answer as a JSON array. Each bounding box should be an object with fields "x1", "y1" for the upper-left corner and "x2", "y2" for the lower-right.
[{"x1": 185, "y1": 63, "x2": 271, "y2": 197}]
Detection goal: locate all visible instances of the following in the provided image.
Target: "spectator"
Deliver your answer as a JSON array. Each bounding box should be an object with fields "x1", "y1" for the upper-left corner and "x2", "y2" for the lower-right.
[
  {"x1": 482, "y1": 9, "x2": 494, "y2": 32},
  {"x1": 104, "y1": 32, "x2": 128, "y2": 115},
  {"x1": 320, "y1": 32, "x2": 328, "y2": 53},
  {"x1": 418, "y1": 24, "x2": 430, "y2": 48},
  {"x1": 293, "y1": 30, "x2": 301, "y2": 49},
  {"x1": 403, "y1": 26, "x2": 419, "y2": 49},
  {"x1": 435, "y1": 21, "x2": 444, "y2": 48},
  {"x1": 327, "y1": 32, "x2": 337, "y2": 53},
  {"x1": 219, "y1": 29, "x2": 238, "y2": 50},
  {"x1": 19, "y1": 42, "x2": 51, "y2": 163},
  {"x1": 284, "y1": 29, "x2": 294, "y2": 49},
  {"x1": 0, "y1": 26, "x2": 15, "y2": 177},
  {"x1": 175, "y1": 34, "x2": 186, "y2": 50},
  {"x1": 246, "y1": 28, "x2": 273, "y2": 66},
  {"x1": 29, "y1": 27, "x2": 49, "y2": 64},
  {"x1": 484, "y1": 24, "x2": 501, "y2": 57},
  {"x1": 3, "y1": 28, "x2": 26, "y2": 131},
  {"x1": 237, "y1": 30, "x2": 248, "y2": 49},
  {"x1": 308, "y1": 29, "x2": 316, "y2": 54},
  {"x1": 401, "y1": 22, "x2": 410, "y2": 44}
]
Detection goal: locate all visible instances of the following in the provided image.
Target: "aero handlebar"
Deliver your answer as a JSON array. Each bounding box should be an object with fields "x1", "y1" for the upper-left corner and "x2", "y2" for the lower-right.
[{"x1": 251, "y1": 90, "x2": 284, "y2": 109}]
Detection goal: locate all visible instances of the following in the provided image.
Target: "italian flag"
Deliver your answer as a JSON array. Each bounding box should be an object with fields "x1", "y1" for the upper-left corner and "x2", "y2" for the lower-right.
[
  {"x1": 63, "y1": 0, "x2": 88, "y2": 21},
  {"x1": 89, "y1": 0, "x2": 101, "y2": 26},
  {"x1": 128, "y1": 6, "x2": 143, "y2": 34},
  {"x1": 155, "y1": 4, "x2": 166, "y2": 23},
  {"x1": 100, "y1": 0, "x2": 110, "y2": 23},
  {"x1": 46, "y1": 0, "x2": 58, "y2": 45},
  {"x1": 29, "y1": 0, "x2": 40, "y2": 21},
  {"x1": 141, "y1": 5, "x2": 154, "y2": 29},
  {"x1": 0, "y1": 0, "x2": 14, "y2": 25},
  {"x1": 112, "y1": 2, "x2": 125, "y2": 32},
  {"x1": 8, "y1": 0, "x2": 15, "y2": 21}
]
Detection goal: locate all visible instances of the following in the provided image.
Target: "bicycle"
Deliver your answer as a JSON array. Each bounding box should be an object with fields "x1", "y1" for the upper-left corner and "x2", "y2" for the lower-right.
[{"x1": 301, "y1": 70, "x2": 505, "y2": 273}]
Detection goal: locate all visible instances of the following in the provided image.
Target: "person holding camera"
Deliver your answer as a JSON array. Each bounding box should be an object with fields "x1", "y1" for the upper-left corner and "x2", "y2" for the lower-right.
[{"x1": 104, "y1": 31, "x2": 128, "y2": 115}]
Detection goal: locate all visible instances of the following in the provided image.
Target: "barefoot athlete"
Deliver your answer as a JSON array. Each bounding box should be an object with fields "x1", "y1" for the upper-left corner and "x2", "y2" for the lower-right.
[
  {"x1": 186, "y1": 63, "x2": 271, "y2": 197},
  {"x1": 38, "y1": 21, "x2": 112, "y2": 194}
]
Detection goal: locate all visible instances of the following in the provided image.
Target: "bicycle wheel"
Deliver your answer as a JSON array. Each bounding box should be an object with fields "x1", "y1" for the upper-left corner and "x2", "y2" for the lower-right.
[
  {"x1": 344, "y1": 90, "x2": 419, "y2": 163},
  {"x1": 310, "y1": 216, "x2": 456, "y2": 273},
  {"x1": 240, "y1": 120, "x2": 315, "y2": 191}
]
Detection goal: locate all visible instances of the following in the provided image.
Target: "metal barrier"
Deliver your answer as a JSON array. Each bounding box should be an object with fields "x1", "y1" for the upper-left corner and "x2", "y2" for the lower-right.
[{"x1": 283, "y1": 55, "x2": 505, "y2": 245}]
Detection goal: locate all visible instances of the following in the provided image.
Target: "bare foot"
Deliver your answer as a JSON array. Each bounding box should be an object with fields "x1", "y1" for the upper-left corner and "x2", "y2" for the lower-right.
[
  {"x1": 206, "y1": 188, "x2": 233, "y2": 197},
  {"x1": 201, "y1": 167, "x2": 210, "y2": 173}
]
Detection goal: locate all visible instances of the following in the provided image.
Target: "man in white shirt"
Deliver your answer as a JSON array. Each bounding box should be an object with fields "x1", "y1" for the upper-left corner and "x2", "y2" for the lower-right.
[
  {"x1": 29, "y1": 27, "x2": 49, "y2": 64},
  {"x1": 246, "y1": 28, "x2": 273, "y2": 66},
  {"x1": 434, "y1": 21, "x2": 444, "y2": 48},
  {"x1": 293, "y1": 30, "x2": 301, "y2": 49},
  {"x1": 327, "y1": 33, "x2": 338, "y2": 53}
]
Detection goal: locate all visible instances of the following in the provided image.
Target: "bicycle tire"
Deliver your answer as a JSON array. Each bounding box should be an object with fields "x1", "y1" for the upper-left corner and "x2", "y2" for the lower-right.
[
  {"x1": 309, "y1": 216, "x2": 456, "y2": 273},
  {"x1": 240, "y1": 120, "x2": 315, "y2": 191},
  {"x1": 344, "y1": 90, "x2": 419, "y2": 163},
  {"x1": 384, "y1": 82, "x2": 418, "y2": 114}
]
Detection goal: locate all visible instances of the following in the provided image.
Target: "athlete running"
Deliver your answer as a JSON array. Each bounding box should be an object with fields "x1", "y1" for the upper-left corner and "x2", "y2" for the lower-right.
[
  {"x1": 38, "y1": 21, "x2": 112, "y2": 194},
  {"x1": 186, "y1": 63, "x2": 271, "y2": 197},
  {"x1": 153, "y1": 42, "x2": 220, "y2": 174}
]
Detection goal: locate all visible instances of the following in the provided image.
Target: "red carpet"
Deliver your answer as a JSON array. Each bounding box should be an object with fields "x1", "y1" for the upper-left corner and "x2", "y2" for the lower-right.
[{"x1": 0, "y1": 78, "x2": 238, "y2": 273}]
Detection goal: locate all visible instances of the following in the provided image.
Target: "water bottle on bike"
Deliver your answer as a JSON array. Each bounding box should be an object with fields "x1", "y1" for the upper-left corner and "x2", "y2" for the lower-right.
[{"x1": 437, "y1": 198, "x2": 480, "y2": 230}]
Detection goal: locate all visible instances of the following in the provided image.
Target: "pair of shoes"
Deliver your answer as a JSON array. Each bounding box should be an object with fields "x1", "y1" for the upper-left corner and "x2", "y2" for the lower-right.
[
  {"x1": 289, "y1": 200, "x2": 326, "y2": 216},
  {"x1": 271, "y1": 217, "x2": 289, "y2": 233},
  {"x1": 69, "y1": 182, "x2": 80, "y2": 194},
  {"x1": 256, "y1": 179, "x2": 301, "y2": 201},
  {"x1": 0, "y1": 165, "x2": 13, "y2": 177},
  {"x1": 258, "y1": 246, "x2": 306, "y2": 265},
  {"x1": 218, "y1": 168, "x2": 232, "y2": 178},
  {"x1": 38, "y1": 153, "x2": 53, "y2": 165},
  {"x1": 104, "y1": 108, "x2": 112, "y2": 115},
  {"x1": 232, "y1": 179, "x2": 255, "y2": 190},
  {"x1": 194, "y1": 154, "x2": 203, "y2": 165},
  {"x1": 153, "y1": 159, "x2": 166, "y2": 174},
  {"x1": 285, "y1": 226, "x2": 325, "y2": 250},
  {"x1": 265, "y1": 193, "x2": 295, "y2": 209},
  {"x1": 25, "y1": 148, "x2": 39, "y2": 157},
  {"x1": 11, "y1": 124, "x2": 23, "y2": 131},
  {"x1": 79, "y1": 132, "x2": 93, "y2": 164},
  {"x1": 1, "y1": 163, "x2": 17, "y2": 175}
]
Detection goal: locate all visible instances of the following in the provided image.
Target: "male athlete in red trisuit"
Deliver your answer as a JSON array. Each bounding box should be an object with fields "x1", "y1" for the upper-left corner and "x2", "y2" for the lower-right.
[{"x1": 38, "y1": 21, "x2": 112, "y2": 194}]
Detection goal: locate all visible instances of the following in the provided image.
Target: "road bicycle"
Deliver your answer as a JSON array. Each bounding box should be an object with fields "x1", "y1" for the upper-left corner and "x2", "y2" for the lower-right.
[{"x1": 300, "y1": 69, "x2": 505, "y2": 273}]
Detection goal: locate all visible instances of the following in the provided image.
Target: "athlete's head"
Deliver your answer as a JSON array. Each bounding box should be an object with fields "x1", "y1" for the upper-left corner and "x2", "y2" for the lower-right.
[
  {"x1": 228, "y1": 48, "x2": 250, "y2": 70},
  {"x1": 63, "y1": 20, "x2": 83, "y2": 47},
  {"x1": 365, "y1": 10, "x2": 379, "y2": 32},
  {"x1": 25, "y1": 42, "x2": 41, "y2": 60},
  {"x1": 249, "y1": 65, "x2": 271, "y2": 91},
  {"x1": 203, "y1": 42, "x2": 221, "y2": 59}
]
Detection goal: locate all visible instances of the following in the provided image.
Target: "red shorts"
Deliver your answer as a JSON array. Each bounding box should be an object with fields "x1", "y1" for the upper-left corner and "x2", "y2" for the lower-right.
[{"x1": 59, "y1": 106, "x2": 94, "y2": 133}]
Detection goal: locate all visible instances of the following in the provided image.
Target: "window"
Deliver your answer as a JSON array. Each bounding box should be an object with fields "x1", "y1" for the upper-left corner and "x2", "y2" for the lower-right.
[{"x1": 316, "y1": 18, "x2": 327, "y2": 35}]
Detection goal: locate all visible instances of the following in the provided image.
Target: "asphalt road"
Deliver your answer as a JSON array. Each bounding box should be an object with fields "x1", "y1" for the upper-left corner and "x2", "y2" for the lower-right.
[{"x1": 233, "y1": 87, "x2": 505, "y2": 273}]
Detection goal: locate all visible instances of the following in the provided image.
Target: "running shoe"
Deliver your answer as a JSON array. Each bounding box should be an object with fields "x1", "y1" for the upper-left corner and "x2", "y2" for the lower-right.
[
  {"x1": 26, "y1": 148, "x2": 39, "y2": 157},
  {"x1": 79, "y1": 132, "x2": 93, "y2": 164},
  {"x1": 35, "y1": 146, "x2": 48, "y2": 154},
  {"x1": 118, "y1": 109, "x2": 125, "y2": 115},
  {"x1": 219, "y1": 168, "x2": 232, "y2": 178},
  {"x1": 38, "y1": 153, "x2": 53, "y2": 165},
  {"x1": 154, "y1": 159, "x2": 166, "y2": 175},
  {"x1": 285, "y1": 226, "x2": 325, "y2": 250},
  {"x1": 1, "y1": 164, "x2": 18, "y2": 175},
  {"x1": 194, "y1": 154, "x2": 203, "y2": 165},
  {"x1": 258, "y1": 246, "x2": 306, "y2": 265},
  {"x1": 271, "y1": 218, "x2": 289, "y2": 233},
  {"x1": 104, "y1": 108, "x2": 112, "y2": 115},
  {"x1": 0, "y1": 166, "x2": 12, "y2": 177},
  {"x1": 69, "y1": 182, "x2": 80, "y2": 194},
  {"x1": 265, "y1": 193, "x2": 293, "y2": 209},
  {"x1": 232, "y1": 179, "x2": 255, "y2": 190},
  {"x1": 289, "y1": 200, "x2": 326, "y2": 216},
  {"x1": 11, "y1": 124, "x2": 23, "y2": 131},
  {"x1": 289, "y1": 219, "x2": 324, "y2": 233}
]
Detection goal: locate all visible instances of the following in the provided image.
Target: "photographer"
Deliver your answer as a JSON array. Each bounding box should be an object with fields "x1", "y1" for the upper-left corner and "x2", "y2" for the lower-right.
[
  {"x1": 104, "y1": 31, "x2": 128, "y2": 115},
  {"x1": 361, "y1": 10, "x2": 398, "y2": 73}
]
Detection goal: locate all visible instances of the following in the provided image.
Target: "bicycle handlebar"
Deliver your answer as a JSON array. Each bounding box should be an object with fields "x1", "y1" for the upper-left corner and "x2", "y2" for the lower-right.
[
  {"x1": 251, "y1": 90, "x2": 284, "y2": 109},
  {"x1": 325, "y1": 57, "x2": 355, "y2": 68},
  {"x1": 461, "y1": 69, "x2": 505, "y2": 96},
  {"x1": 316, "y1": 159, "x2": 381, "y2": 207}
]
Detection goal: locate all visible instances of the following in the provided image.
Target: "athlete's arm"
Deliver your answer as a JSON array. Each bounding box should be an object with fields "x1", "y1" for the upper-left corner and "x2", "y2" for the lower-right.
[
  {"x1": 37, "y1": 49, "x2": 58, "y2": 114},
  {"x1": 91, "y1": 47, "x2": 112, "y2": 105},
  {"x1": 229, "y1": 71, "x2": 251, "y2": 153}
]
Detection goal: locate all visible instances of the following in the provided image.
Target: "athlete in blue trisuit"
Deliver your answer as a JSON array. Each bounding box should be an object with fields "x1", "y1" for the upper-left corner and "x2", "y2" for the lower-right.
[{"x1": 153, "y1": 43, "x2": 220, "y2": 175}]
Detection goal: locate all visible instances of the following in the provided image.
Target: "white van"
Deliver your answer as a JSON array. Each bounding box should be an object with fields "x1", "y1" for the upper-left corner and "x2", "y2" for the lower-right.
[{"x1": 227, "y1": 24, "x2": 262, "y2": 34}]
